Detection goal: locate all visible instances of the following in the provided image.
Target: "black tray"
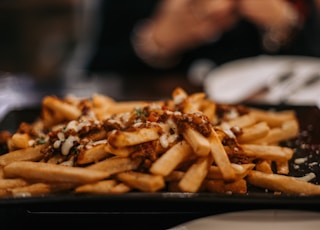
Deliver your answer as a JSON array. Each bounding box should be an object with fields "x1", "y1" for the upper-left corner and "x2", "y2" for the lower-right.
[{"x1": 1, "y1": 104, "x2": 320, "y2": 229}]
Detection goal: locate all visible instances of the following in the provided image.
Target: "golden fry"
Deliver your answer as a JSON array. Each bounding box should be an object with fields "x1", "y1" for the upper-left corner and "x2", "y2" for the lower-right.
[
  {"x1": 77, "y1": 144, "x2": 109, "y2": 165},
  {"x1": 10, "y1": 183, "x2": 52, "y2": 197},
  {"x1": 207, "y1": 163, "x2": 255, "y2": 181},
  {"x1": 150, "y1": 140, "x2": 192, "y2": 176},
  {"x1": 0, "y1": 178, "x2": 28, "y2": 189},
  {"x1": 75, "y1": 180, "x2": 117, "y2": 194},
  {"x1": 237, "y1": 121, "x2": 270, "y2": 144},
  {"x1": 224, "y1": 114, "x2": 257, "y2": 129},
  {"x1": 0, "y1": 144, "x2": 45, "y2": 166},
  {"x1": 249, "y1": 108, "x2": 296, "y2": 128},
  {"x1": 0, "y1": 167, "x2": 4, "y2": 179},
  {"x1": 182, "y1": 126, "x2": 211, "y2": 156},
  {"x1": 104, "y1": 143, "x2": 135, "y2": 157},
  {"x1": 108, "y1": 127, "x2": 160, "y2": 147},
  {"x1": 75, "y1": 180, "x2": 132, "y2": 194},
  {"x1": 3, "y1": 161, "x2": 109, "y2": 184},
  {"x1": 9, "y1": 182, "x2": 74, "y2": 197},
  {"x1": 107, "y1": 101, "x2": 151, "y2": 114},
  {"x1": 178, "y1": 156, "x2": 212, "y2": 193},
  {"x1": 11, "y1": 133, "x2": 30, "y2": 149},
  {"x1": 199, "y1": 99, "x2": 216, "y2": 121},
  {"x1": 182, "y1": 92, "x2": 206, "y2": 113},
  {"x1": 241, "y1": 144, "x2": 293, "y2": 161},
  {"x1": 275, "y1": 160, "x2": 289, "y2": 175},
  {"x1": 247, "y1": 170, "x2": 320, "y2": 195},
  {"x1": 250, "y1": 120, "x2": 299, "y2": 145},
  {"x1": 255, "y1": 160, "x2": 273, "y2": 174},
  {"x1": 117, "y1": 171, "x2": 165, "y2": 192},
  {"x1": 42, "y1": 96, "x2": 82, "y2": 121},
  {"x1": 87, "y1": 156, "x2": 142, "y2": 175},
  {"x1": 209, "y1": 128, "x2": 235, "y2": 182},
  {"x1": 109, "y1": 182, "x2": 132, "y2": 193}
]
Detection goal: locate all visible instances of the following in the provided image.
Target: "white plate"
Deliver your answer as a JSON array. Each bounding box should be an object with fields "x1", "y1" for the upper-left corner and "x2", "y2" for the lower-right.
[
  {"x1": 204, "y1": 55, "x2": 320, "y2": 105},
  {"x1": 169, "y1": 209, "x2": 320, "y2": 230}
]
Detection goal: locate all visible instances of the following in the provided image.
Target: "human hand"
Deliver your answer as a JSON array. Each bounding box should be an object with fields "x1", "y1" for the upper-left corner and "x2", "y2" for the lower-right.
[
  {"x1": 237, "y1": 0, "x2": 298, "y2": 29},
  {"x1": 132, "y1": 0, "x2": 238, "y2": 67},
  {"x1": 152, "y1": 0, "x2": 238, "y2": 53},
  {"x1": 238, "y1": 0, "x2": 301, "y2": 51}
]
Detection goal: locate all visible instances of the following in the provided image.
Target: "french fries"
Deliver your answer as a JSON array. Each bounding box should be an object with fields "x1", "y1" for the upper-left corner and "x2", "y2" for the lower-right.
[
  {"x1": 237, "y1": 121, "x2": 270, "y2": 144},
  {"x1": 75, "y1": 180, "x2": 118, "y2": 194},
  {"x1": 0, "y1": 144, "x2": 46, "y2": 166},
  {"x1": 116, "y1": 171, "x2": 165, "y2": 192},
  {"x1": 3, "y1": 161, "x2": 110, "y2": 184},
  {"x1": 0, "y1": 178, "x2": 29, "y2": 189},
  {"x1": 208, "y1": 127, "x2": 235, "y2": 182},
  {"x1": 0, "y1": 86, "x2": 319, "y2": 198},
  {"x1": 247, "y1": 170, "x2": 320, "y2": 195},
  {"x1": 178, "y1": 155, "x2": 212, "y2": 192},
  {"x1": 150, "y1": 140, "x2": 193, "y2": 176},
  {"x1": 107, "y1": 127, "x2": 160, "y2": 148},
  {"x1": 182, "y1": 126, "x2": 211, "y2": 157}
]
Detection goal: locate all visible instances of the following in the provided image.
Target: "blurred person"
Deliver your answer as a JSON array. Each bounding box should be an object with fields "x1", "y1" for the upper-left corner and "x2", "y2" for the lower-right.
[
  {"x1": 238, "y1": 0, "x2": 320, "y2": 55},
  {"x1": 85, "y1": 0, "x2": 320, "y2": 79}
]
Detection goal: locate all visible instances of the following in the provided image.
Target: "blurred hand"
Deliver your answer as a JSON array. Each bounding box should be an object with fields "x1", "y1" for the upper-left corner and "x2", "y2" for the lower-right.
[
  {"x1": 237, "y1": 0, "x2": 298, "y2": 29},
  {"x1": 152, "y1": 0, "x2": 238, "y2": 53},
  {"x1": 238, "y1": 0, "x2": 301, "y2": 51}
]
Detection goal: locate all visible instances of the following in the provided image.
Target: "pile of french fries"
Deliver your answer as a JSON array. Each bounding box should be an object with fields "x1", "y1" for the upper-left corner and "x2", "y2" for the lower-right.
[{"x1": 0, "y1": 87, "x2": 320, "y2": 198}]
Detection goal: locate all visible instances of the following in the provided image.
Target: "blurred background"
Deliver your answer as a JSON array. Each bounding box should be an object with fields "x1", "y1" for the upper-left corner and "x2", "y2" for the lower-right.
[
  {"x1": 0, "y1": 0, "x2": 79, "y2": 81},
  {"x1": 0, "y1": 0, "x2": 319, "y2": 114},
  {"x1": 0, "y1": 0, "x2": 125, "y2": 111},
  {"x1": 0, "y1": 0, "x2": 201, "y2": 102}
]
